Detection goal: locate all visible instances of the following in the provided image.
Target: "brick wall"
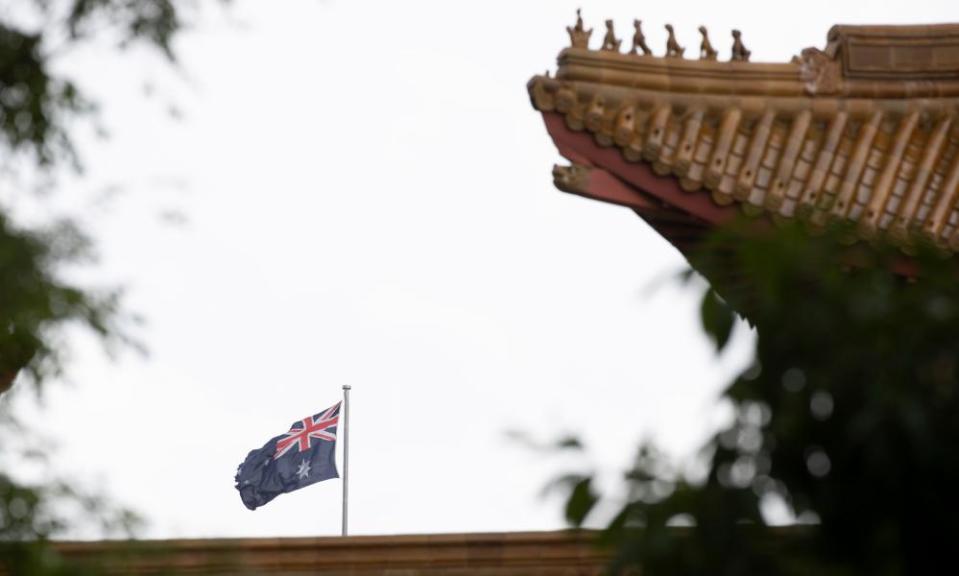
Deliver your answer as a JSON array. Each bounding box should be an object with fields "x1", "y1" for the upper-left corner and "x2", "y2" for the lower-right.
[{"x1": 53, "y1": 531, "x2": 609, "y2": 575}]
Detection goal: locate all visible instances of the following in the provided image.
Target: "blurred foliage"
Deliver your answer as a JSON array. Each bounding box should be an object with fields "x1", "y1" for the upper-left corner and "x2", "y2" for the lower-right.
[
  {"x1": 0, "y1": 461, "x2": 142, "y2": 574},
  {"x1": 1, "y1": 0, "x2": 196, "y2": 392},
  {"x1": 0, "y1": 213, "x2": 124, "y2": 394},
  {"x1": 561, "y1": 221, "x2": 959, "y2": 575},
  {"x1": 1, "y1": 0, "x2": 185, "y2": 167},
  {"x1": 1, "y1": 0, "x2": 199, "y2": 572}
]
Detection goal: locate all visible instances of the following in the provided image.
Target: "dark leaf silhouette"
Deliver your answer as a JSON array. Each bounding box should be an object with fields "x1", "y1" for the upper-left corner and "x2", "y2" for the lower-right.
[{"x1": 557, "y1": 221, "x2": 959, "y2": 575}]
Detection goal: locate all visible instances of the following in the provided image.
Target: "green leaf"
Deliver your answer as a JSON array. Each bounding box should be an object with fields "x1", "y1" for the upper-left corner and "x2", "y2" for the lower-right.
[
  {"x1": 700, "y1": 289, "x2": 735, "y2": 352},
  {"x1": 555, "y1": 435, "x2": 584, "y2": 450},
  {"x1": 564, "y1": 476, "x2": 598, "y2": 527}
]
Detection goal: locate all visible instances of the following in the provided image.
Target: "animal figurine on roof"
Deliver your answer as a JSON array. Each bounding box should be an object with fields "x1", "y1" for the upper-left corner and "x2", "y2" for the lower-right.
[
  {"x1": 698, "y1": 26, "x2": 718, "y2": 60},
  {"x1": 665, "y1": 24, "x2": 685, "y2": 58},
  {"x1": 631, "y1": 19, "x2": 652, "y2": 55},
  {"x1": 731, "y1": 29, "x2": 751, "y2": 62},
  {"x1": 601, "y1": 19, "x2": 622, "y2": 52}
]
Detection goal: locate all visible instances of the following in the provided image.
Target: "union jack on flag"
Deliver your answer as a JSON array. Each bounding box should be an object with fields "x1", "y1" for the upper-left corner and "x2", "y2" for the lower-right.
[
  {"x1": 274, "y1": 402, "x2": 340, "y2": 459},
  {"x1": 234, "y1": 400, "x2": 342, "y2": 511}
]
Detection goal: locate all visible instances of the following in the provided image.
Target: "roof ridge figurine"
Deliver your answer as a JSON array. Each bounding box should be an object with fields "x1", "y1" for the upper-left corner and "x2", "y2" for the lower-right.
[
  {"x1": 601, "y1": 19, "x2": 622, "y2": 52},
  {"x1": 665, "y1": 24, "x2": 685, "y2": 58},
  {"x1": 567, "y1": 8, "x2": 592, "y2": 49},
  {"x1": 731, "y1": 29, "x2": 751, "y2": 62},
  {"x1": 698, "y1": 26, "x2": 718, "y2": 60},
  {"x1": 631, "y1": 20, "x2": 652, "y2": 55}
]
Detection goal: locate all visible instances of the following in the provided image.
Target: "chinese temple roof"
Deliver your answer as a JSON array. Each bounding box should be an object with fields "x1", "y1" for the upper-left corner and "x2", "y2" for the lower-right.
[{"x1": 529, "y1": 14, "x2": 959, "y2": 257}]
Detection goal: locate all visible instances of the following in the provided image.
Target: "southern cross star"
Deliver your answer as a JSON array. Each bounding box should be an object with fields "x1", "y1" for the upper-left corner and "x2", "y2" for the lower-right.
[{"x1": 296, "y1": 459, "x2": 311, "y2": 480}]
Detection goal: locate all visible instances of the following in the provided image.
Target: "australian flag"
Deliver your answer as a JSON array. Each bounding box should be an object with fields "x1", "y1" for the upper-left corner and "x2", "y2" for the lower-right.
[{"x1": 234, "y1": 402, "x2": 340, "y2": 510}]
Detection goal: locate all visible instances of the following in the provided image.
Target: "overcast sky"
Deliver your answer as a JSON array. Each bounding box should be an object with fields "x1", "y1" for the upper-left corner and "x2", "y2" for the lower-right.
[{"x1": 7, "y1": 0, "x2": 957, "y2": 540}]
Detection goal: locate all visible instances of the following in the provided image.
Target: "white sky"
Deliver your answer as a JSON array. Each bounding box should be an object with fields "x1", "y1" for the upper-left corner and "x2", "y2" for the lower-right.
[{"x1": 6, "y1": 0, "x2": 958, "y2": 539}]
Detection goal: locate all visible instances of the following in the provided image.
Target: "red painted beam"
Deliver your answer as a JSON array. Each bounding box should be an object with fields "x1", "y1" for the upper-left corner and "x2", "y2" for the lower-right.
[{"x1": 543, "y1": 112, "x2": 737, "y2": 225}]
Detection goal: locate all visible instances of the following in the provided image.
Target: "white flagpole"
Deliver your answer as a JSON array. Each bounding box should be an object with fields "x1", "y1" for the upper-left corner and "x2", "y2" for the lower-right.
[{"x1": 341, "y1": 384, "x2": 351, "y2": 536}]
